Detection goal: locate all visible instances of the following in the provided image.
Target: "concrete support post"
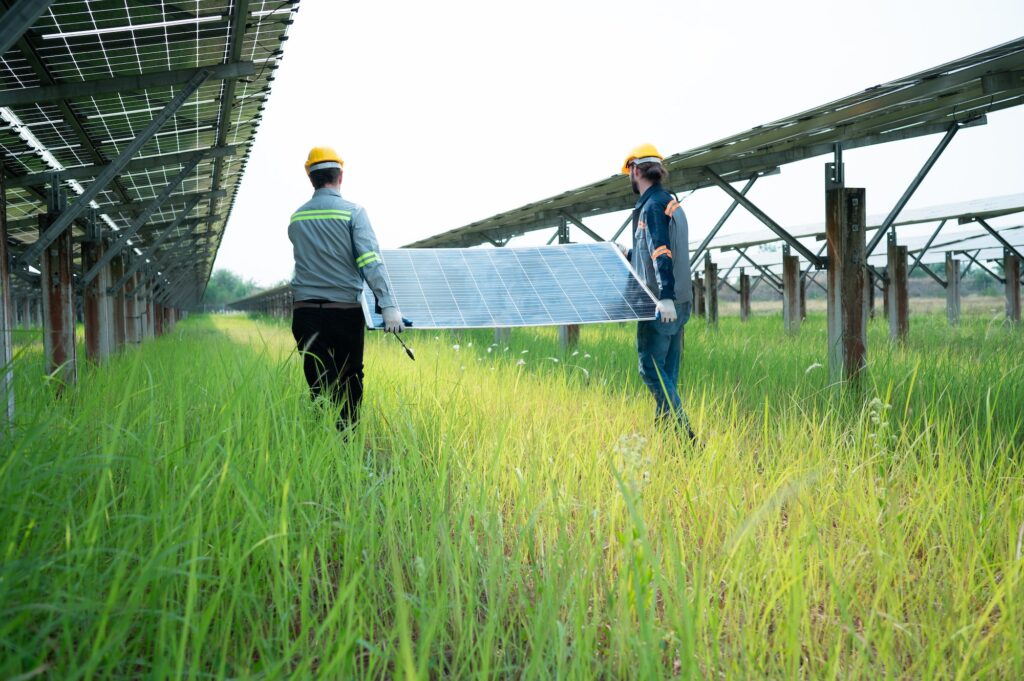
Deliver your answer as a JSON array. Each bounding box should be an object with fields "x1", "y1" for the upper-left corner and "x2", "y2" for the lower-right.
[
  {"x1": 494, "y1": 327, "x2": 510, "y2": 345},
  {"x1": 739, "y1": 269, "x2": 751, "y2": 322},
  {"x1": 704, "y1": 255, "x2": 718, "y2": 329},
  {"x1": 1006, "y1": 251, "x2": 1021, "y2": 326},
  {"x1": 782, "y1": 253, "x2": 801, "y2": 334},
  {"x1": 39, "y1": 214, "x2": 76, "y2": 389},
  {"x1": 692, "y1": 275, "x2": 705, "y2": 317},
  {"x1": 886, "y1": 232, "x2": 909, "y2": 341},
  {"x1": 825, "y1": 185, "x2": 867, "y2": 383},
  {"x1": 945, "y1": 253, "x2": 960, "y2": 327},
  {"x1": 82, "y1": 228, "x2": 114, "y2": 362}
]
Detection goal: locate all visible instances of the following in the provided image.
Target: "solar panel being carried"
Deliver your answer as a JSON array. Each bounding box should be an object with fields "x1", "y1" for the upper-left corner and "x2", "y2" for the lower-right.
[{"x1": 361, "y1": 244, "x2": 657, "y2": 329}]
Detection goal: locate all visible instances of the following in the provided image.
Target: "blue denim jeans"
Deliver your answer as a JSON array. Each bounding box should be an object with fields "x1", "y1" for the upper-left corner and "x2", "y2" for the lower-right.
[{"x1": 637, "y1": 301, "x2": 692, "y2": 427}]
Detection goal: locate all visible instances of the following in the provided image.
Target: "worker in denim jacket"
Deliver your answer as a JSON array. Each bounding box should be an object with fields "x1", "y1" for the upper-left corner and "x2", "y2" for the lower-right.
[{"x1": 619, "y1": 144, "x2": 698, "y2": 444}]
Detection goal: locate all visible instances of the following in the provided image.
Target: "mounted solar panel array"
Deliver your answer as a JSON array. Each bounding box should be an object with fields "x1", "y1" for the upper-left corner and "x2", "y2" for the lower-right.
[
  {"x1": 360, "y1": 244, "x2": 658, "y2": 329},
  {"x1": 0, "y1": 0, "x2": 301, "y2": 304}
]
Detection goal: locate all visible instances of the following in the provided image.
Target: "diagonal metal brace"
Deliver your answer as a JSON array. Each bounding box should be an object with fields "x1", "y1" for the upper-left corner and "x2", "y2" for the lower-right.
[
  {"x1": 0, "y1": 0, "x2": 54, "y2": 57},
  {"x1": 975, "y1": 218, "x2": 1024, "y2": 262},
  {"x1": 958, "y1": 249, "x2": 1004, "y2": 284},
  {"x1": 106, "y1": 196, "x2": 203, "y2": 294},
  {"x1": 692, "y1": 175, "x2": 757, "y2": 270},
  {"x1": 865, "y1": 124, "x2": 959, "y2": 256},
  {"x1": 17, "y1": 68, "x2": 211, "y2": 268},
  {"x1": 909, "y1": 219, "x2": 947, "y2": 275},
  {"x1": 561, "y1": 212, "x2": 604, "y2": 242},
  {"x1": 77, "y1": 153, "x2": 208, "y2": 287},
  {"x1": 704, "y1": 167, "x2": 824, "y2": 268}
]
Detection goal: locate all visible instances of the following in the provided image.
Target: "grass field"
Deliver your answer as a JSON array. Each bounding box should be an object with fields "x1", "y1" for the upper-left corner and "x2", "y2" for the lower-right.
[{"x1": 2, "y1": 311, "x2": 1022, "y2": 679}]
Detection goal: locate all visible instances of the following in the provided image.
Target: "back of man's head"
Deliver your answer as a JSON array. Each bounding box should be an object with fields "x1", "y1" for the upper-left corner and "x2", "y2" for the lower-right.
[
  {"x1": 309, "y1": 167, "x2": 342, "y2": 189},
  {"x1": 634, "y1": 161, "x2": 668, "y2": 185}
]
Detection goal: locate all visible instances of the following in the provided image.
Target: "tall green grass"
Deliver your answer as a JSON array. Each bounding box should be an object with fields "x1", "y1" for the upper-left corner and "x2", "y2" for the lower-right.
[{"x1": 1, "y1": 312, "x2": 1021, "y2": 678}]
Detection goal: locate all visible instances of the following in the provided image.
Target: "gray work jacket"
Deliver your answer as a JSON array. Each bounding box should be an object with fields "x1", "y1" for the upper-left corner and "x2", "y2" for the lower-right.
[{"x1": 288, "y1": 187, "x2": 396, "y2": 309}]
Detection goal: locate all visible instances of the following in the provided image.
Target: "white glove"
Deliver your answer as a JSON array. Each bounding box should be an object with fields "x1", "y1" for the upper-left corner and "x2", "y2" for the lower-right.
[
  {"x1": 615, "y1": 242, "x2": 628, "y2": 257},
  {"x1": 382, "y1": 307, "x2": 405, "y2": 333},
  {"x1": 655, "y1": 299, "x2": 677, "y2": 323}
]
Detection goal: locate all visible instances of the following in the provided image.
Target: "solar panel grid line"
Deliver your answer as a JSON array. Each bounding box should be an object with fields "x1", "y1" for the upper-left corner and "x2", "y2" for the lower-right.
[{"x1": 361, "y1": 244, "x2": 657, "y2": 330}]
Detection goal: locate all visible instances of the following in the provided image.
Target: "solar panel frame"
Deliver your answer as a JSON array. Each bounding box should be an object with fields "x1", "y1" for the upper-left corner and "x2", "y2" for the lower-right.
[{"x1": 361, "y1": 243, "x2": 659, "y2": 330}]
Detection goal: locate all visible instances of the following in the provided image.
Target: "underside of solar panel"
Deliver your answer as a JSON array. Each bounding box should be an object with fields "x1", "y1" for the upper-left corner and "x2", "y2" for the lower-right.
[{"x1": 361, "y1": 244, "x2": 658, "y2": 329}]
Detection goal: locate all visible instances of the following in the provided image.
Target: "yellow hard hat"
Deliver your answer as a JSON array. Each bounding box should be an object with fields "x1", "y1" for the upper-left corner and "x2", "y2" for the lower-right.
[
  {"x1": 621, "y1": 143, "x2": 664, "y2": 174},
  {"x1": 304, "y1": 146, "x2": 344, "y2": 174}
]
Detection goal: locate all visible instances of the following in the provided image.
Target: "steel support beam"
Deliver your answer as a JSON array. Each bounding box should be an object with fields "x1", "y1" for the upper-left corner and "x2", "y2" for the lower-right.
[
  {"x1": 739, "y1": 269, "x2": 751, "y2": 322},
  {"x1": 17, "y1": 68, "x2": 212, "y2": 268},
  {"x1": 1006, "y1": 251, "x2": 1021, "y2": 326},
  {"x1": 865, "y1": 124, "x2": 959, "y2": 256},
  {"x1": 0, "y1": 63, "x2": 254, "y2": 108},
  {"x1": 561, "y1": 212, "x2": 604, "y2": 242},
  {"x1": 975, "y1": 218, "x2": 1024, "y2": 262},
  {"x1": 78, "y1": 155, "x2": 207, "y2": 286},
  {"x1": 0, "y1": 156, "x2": 13, "y2": 425},
  {"x1": 692, "y1": 175, "x2": 757, "y2": 270},
  {"x1": 864, "y1": 269, "x2": 876, "y2": 319},
  {"x1": 82, "y1": 215, "x2": 113, "y2": 363},
  {"x1": 208, "y1": 0, "x2": 250, "y2": 236},
  {"x1": 110, "y1": 255, "x2": 127, "y2": 351},
  {"x1": 734, "y1": 248, "x2": 783, "y2": 292},
  {"x1": 704, "y1": 255, "x2": 718, "y2": 329},
  {"x1": 692, "y1": 275, "x2": 705, "y2": 317},
  {"x1": 106, "y1": 195, "x2": 203, "y2": 293},
  {"x1": 945, "y1": 253, "x2": 961, "y2": 327},
  {"x1": 556, "y1": 216, "x2": 579, "y2": 349},
  {"x1": 958, "y1": 249, "x2": 1004, "y2": 284},
  {"x1": 39, "y1": 212, "x2": 76, "y2": 389},
  {"x1": 782, "y1": 252, "x2": 801, "y2": 334},
  {"x1": 704, "y1": 166, "x2": 824, "y2": 268},
  {"x1": 611, "y1": 214, "x2": 633, "y2": 243},
  {"x1": 886, "y1": 232, "x2": 910, "y2": 341},
  {"x1": 0, "y1": 0, "x2": 54, "y2": 58},
  {"x1": 909, "y1": 220, "x2": 947, "y2": 275},
  {"x1": 5, "y1": 146, "x2": 237, "y2": 190},
  {"x1": 825, "y1": 183, "x2": 867, "y2": 383}
]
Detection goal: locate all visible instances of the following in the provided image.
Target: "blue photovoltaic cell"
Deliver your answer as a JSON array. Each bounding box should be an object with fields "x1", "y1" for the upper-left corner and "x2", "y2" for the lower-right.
[{"x1": 362, "y1": 243, "x2": 657, "y2": 329}]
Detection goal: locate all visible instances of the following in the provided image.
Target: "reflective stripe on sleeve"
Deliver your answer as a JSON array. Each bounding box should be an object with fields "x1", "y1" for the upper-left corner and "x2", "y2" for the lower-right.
[
  {"x1": 290, "y1": 209, "x2": 353, "y2": 222},
  {"x1": 356, "y1": 251, "x2": 381, "y2": 268},
  {"x1": 651, "y1": 245, "x2": 672, "y2": 260}
]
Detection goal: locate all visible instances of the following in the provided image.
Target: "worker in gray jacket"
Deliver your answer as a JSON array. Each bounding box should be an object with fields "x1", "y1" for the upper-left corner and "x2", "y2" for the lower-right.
[{"x1": 289, "y1": 146, "x2": 404, "y2": 432}]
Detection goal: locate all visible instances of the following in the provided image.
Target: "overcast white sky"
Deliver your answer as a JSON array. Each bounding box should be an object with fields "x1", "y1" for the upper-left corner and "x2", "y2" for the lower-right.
[{"x1": 214, "y1": 0, "x2": 1024, "y2": 286}]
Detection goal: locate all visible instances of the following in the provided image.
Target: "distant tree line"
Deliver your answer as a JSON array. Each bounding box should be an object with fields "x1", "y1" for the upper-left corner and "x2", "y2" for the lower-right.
[{"x1": 200, "y1": 269, "x2": 264, "y2": 311}]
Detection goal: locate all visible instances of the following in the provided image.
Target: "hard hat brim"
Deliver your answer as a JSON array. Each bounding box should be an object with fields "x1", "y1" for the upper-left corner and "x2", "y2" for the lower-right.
[{"x1": 307, "y1": 160, "x2": 343, "y2": 173}]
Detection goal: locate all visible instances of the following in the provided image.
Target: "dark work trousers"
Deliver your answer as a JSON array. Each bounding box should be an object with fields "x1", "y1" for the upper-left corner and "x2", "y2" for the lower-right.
[{"x1": 291, "y1": 306, "x2": 365, "y2": 430}]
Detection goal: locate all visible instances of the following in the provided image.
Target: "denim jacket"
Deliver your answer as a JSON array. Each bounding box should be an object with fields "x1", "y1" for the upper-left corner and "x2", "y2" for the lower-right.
[{"x1": 630, "y1": 184, "x2": 692, "y2": 304}]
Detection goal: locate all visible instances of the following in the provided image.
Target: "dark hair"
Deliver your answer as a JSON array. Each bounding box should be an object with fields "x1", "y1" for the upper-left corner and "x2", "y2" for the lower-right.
[
  {"x1": 635, "y1": 161, "x2": 668, "y2": 184},
  {"x1": 309, "y1": 167, "x2": 341, "y2": 188}
]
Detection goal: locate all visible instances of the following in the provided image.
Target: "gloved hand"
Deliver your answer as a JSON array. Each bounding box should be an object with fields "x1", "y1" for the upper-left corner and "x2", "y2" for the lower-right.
[
  {"x1": 615, "y1": 242, "x2": 628, "y2": 257},
  {"x1": 655, "y1": 299, "x2": 677, "y2": 323},
  {"x1": 382, "y1": 306, "x2": 405, "y2": 333}
]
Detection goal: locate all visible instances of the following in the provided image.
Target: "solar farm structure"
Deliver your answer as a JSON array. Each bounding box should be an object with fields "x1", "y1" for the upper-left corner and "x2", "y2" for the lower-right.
[
  {"x1": 3, "y1": 3, "x2": 1024, "y2": 676},
  {"x1": 0, "y1": 0, "x2": 299, "y2": 419},
  {"x1": 235, "y1": 37, "x2": 1024, "y2": 380}
]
